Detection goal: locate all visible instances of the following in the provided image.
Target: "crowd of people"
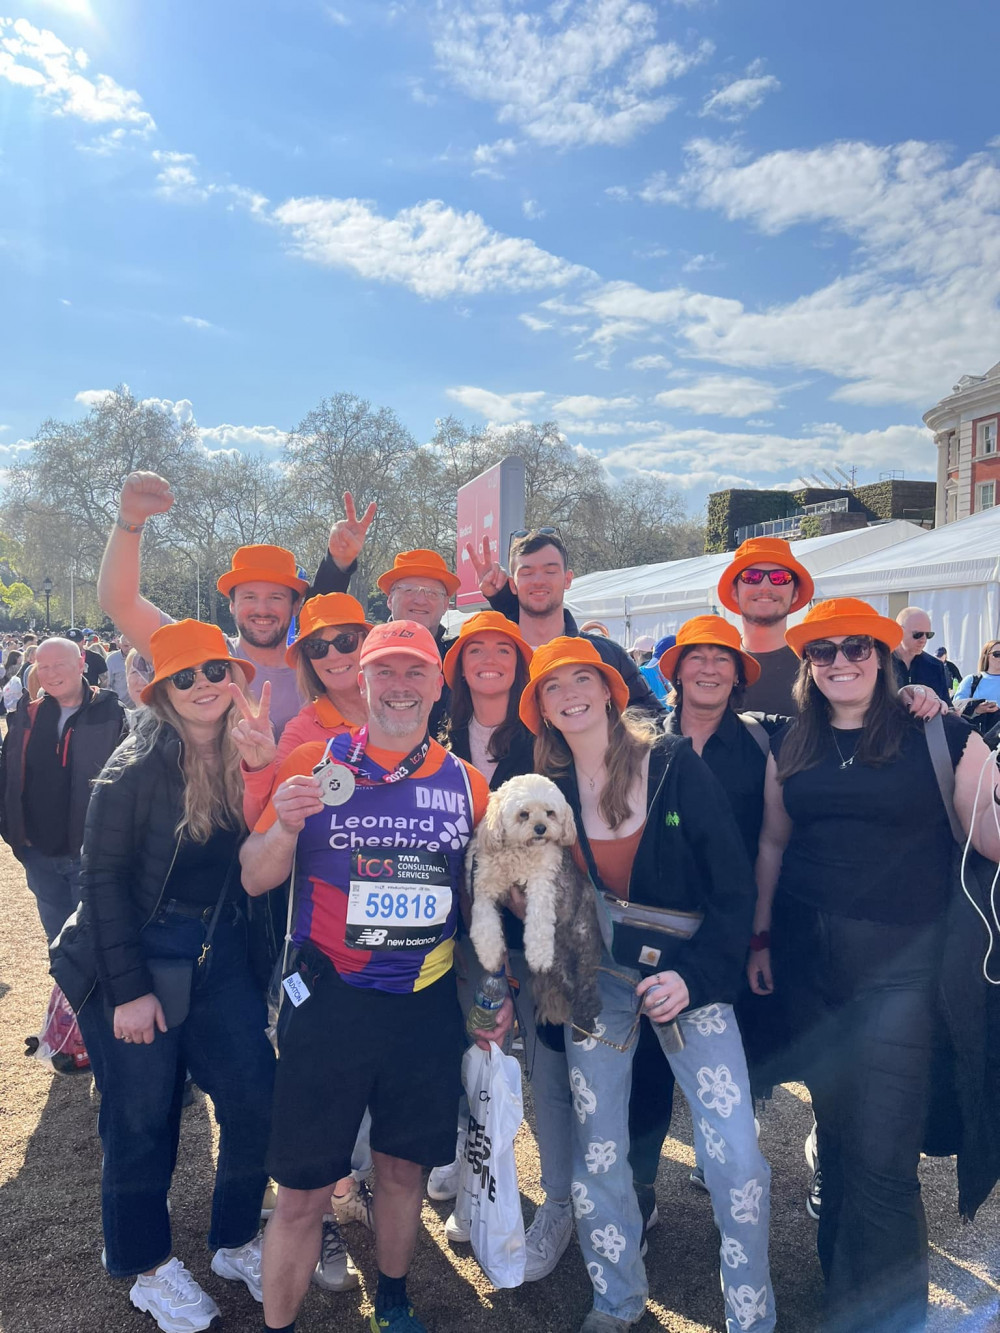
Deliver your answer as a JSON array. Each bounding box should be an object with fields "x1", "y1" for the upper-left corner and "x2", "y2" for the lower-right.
[{"x1": 4, "y1": 470, "x2": 1000, "y2": 1333}]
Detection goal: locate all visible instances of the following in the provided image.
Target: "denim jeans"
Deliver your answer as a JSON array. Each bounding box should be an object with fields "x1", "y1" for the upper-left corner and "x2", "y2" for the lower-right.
[
  {"x1": 568, "y1": 960, "x2": 774, "y2": 1332},
  {"x1": 18, "y1": 847, "x2": 81, "y2": 944},
  {"x1": 508, "y1": 947, "x2": 574, "y2": 1204},
  {"x1": 774, "y1": 896, "x2": 941, "y2": 1333},
  {"x1": 76, "y1": 906, "x2": 275, "y2": 1277}
]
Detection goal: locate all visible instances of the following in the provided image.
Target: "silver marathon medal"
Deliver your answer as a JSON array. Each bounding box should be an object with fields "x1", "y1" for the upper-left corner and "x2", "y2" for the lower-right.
[{"x1": 312, "y1": 758, "x2": 356, "y2": 807}]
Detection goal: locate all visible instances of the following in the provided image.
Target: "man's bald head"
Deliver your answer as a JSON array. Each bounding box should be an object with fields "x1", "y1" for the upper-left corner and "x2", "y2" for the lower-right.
[
  {"x1": 35, "y1": 638, "x2": 86, "y2": 706},
  {"x1": 896, "y1": 606, "x2": 934, "y2": 662}
]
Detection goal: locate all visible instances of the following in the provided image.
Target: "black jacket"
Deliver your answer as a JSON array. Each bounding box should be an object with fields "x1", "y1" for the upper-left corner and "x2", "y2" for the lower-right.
[
  {"x1": 560, "y1": 734, "x2": 755, "y2": 1011},
  {"x1": 486, "y1": 584, "x2": 662, "y2": 717},
  {"x1": 447, "y1": 720, "x2": 535, "y2": 793},
  {"x1": 51, "y1": 724, "x2": 194, "y2": 1011},
  {"x1": 0, "y1": 686, "x2": 126, "y2": 855}
]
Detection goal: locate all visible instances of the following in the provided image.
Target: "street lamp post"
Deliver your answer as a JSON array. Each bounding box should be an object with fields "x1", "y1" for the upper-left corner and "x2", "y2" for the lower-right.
[{"x1": 42, "y1": 576, "x2": 52, "y2": 631}]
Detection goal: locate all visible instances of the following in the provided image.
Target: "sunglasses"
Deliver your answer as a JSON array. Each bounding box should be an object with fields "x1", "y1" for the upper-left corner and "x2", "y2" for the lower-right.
[
  {"x1": 508, "y1": 525, "x2": 562, "y2": 556},
  {"x1": 169, "y1": 660, "x2": 231, "y2": 690},
  {"x1": 300, "y1": 630, "x2": 364, "y2": 659},
  {"x1": 802, "y1": 636, "x2": 875, "y2": 667},
  {"x1": 910, "y1": 630, "x2": 935, "y2": 640},
  {"x1": 990, "y1": 650, "x2": 1000, "y2": 660},
  {"x1": 737, "y1": 568, "x2": 795, "y2": 587}
]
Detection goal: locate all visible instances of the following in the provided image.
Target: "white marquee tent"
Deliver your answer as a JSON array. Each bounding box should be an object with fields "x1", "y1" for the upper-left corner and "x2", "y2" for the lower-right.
[
  {"x1": 561, "y1": 521, "x2": 924, "y2": 647},
  {"x1": 814, "y1": 505, "x2": 1000, "y2": 675}
]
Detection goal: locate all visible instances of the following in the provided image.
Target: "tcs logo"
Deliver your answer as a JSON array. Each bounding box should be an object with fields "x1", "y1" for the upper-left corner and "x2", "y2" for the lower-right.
[{"x1": 353, "y1": 852, "x2": 395, "y2": 879}]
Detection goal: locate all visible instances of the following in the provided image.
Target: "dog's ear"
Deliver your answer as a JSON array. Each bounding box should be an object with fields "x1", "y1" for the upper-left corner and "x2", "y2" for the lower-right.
[
  {"x1": 555, "y1": 799, "x2": 579, "y2": 847},
  {"x1": 475, "y1": 796, "x2": 507, "y2": 854}
]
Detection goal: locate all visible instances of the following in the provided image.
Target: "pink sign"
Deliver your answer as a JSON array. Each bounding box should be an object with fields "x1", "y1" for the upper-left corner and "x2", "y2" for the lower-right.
[{"x1": 456, "y1": 463, "x2": 502, "y2": 607}]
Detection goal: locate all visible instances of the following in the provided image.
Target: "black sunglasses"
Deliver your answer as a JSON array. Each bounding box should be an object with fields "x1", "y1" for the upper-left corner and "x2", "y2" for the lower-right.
[
  {"x1": 802, "y1": 636, "x2": 875, "y2": 667},
  {"x1": 169, "y1": 660, "x2": 231, "y2": 690},
  {"x1": 910, "y1": 630, "x2": 935, "y2": 641},
  {"x1": 300, "y1": 630, "x2": 364, "y2": 660},
  {"x1": 508, "y1": 525, "x2": 562, "y2": 555}
]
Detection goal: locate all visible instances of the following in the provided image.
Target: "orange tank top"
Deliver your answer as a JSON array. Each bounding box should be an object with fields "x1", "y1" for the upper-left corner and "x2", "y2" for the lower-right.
[{"x1": 571, "y1": 823, "x2": 645, "y2": 900}]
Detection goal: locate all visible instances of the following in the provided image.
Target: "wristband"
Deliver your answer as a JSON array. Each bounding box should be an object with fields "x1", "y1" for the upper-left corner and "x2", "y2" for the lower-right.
[
  {"x1": 748, "y1": 931, "x2": 771, "y2": 952},
  {"x1": 116, "y1": 515, "x2": 145, "y2": 534}
]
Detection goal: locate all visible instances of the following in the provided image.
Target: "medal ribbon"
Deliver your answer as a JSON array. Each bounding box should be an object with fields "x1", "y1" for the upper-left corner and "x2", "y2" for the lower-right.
[{"x1": 321, "y1": 725, "x2": 430, "y2": 785}]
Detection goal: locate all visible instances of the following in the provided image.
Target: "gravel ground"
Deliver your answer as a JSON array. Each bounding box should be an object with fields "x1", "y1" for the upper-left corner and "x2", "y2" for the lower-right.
[{"x1": 2, "y1": 844, "x2": 999, "y2": 1333}]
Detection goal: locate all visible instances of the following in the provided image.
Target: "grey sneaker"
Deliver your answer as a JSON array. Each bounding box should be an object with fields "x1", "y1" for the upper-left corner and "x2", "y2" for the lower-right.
[
  {"x1": 312, "y1": 1215, "x2": 360, "y2": 1291},
  {"x1": 130, "y1": 1257, "x2": 220, "y2": 1333},
  {"x1": 689, "y1": 1164, "x2": 709, "y2": 1192},
  {"x1": 523, "y1": 1198, "x2": 574, "y2": 1281},
  {"x1": 332, "y1": 1176, "x2": 374, "y2": 1230},
  {"x1": 211, "y1": 1233, "x2": 263, "y2": 1302},
  {"x1": 579, "y1": 1312, "x2": 635, "y2": 1332}
]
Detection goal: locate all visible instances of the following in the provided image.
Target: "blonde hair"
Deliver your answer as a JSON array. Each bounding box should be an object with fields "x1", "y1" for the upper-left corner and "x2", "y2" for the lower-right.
[
  {"x1": 978, "y1": 640, "x2": 1000, "y2": 673},
  {"x1": 534, "y1": 703, "x2": 658, "y2": 830},
  {"x1": 109, "y1": 663, "x2": 248, "y2": 843}
]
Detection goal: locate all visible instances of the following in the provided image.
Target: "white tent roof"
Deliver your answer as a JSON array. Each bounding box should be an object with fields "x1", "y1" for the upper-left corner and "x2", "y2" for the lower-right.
[{"x1": 564, "y1": 521, "x2": 923, "y2": 641}]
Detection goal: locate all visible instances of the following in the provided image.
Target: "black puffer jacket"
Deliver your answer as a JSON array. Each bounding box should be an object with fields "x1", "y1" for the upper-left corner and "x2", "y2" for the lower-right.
[{"x1": 50, "y1": 724, "x2": 188, "y2": 1011}]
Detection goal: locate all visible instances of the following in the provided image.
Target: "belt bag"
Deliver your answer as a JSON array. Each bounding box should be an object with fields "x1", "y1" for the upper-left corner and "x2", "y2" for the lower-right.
[{"x1": 600, "y1": 894, "x2": 704, "y2": 972}]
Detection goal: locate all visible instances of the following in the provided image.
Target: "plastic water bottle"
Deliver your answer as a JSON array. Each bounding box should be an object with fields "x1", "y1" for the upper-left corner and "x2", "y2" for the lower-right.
[{"x1": 466, "y1": 968, "x2": 507, "y2": 1037}]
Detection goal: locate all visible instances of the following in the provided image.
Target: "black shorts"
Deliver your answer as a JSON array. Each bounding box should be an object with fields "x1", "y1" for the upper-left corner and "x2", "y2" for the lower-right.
[{"x1": 266, "y1": 947, "x2": 465, "y2": 1190}]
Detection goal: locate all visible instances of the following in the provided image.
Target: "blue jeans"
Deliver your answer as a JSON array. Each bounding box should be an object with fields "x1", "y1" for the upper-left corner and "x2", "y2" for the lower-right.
[
  {"x1": 18, "y1": 847, "x2": 81, "y2": 944},
  {"x1": 76, "y1": 907, "x2": 275, "y2": 1277},
  {"x1": 568, "y1": 960, "x2": 775, "y2": 1332}
]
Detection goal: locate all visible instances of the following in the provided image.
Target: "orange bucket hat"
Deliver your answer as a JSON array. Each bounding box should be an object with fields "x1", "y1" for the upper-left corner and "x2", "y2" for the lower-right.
[
  {"x1": 519, "y1": 636, "x2": 628, "y2": 734},
  {"x1": 285, "y1": 594, "x2": 372, "y2": 666},
  {"x1": 717, "y1": 537, "x2": 814, "y2": 615},
  {"x1": 376, "y1": 549, "x2": 461, "y2": 598},
  {"x1": 216, "y1": 544, "x2": 308, "y2": 598},
  {"x1": 140, "y1": 619, "x2": 253, "y2": 704},
  {"x1": 442, "y1": 610, "x2": 533, "y2": 687},
  {"x1": 785, "y1": 597, "x2": 903, "y2": 658},
  {"x1": 658, "y1": 615, "x2": 762, "y2": 686}
]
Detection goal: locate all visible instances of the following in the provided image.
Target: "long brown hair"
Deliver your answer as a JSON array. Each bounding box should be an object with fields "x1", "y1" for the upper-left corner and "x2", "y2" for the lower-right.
[
  {"x1": 534, "y1": 703, "x2": 659, "y2": 830},
  {"x1": 977, "y1": 640, "x2": 1000, "y2": 673},
  {"x1": 443, "y1": 649, "x2": 531, "y2": 761},
  {"x1": 775, "y1": 642, "x2": 913, "y2": 781},
  {"x1": 107, "y1": 664, "x2": 249, "y2": 842}
]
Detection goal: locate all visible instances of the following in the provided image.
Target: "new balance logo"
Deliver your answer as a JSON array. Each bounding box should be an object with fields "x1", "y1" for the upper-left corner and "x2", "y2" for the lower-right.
[{"x1": 355, "y1": 928, "x2": 388, "y2": 946}]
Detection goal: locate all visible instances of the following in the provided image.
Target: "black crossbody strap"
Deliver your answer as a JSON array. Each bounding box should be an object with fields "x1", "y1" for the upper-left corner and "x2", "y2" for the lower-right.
[
  {"x1": 197, "y1": 847, "x2": 241, "y2": 967},
  {"x1": 574, "y1": 818, "x2": 615, "y2": 953},
  {"x1": 924, "y1": 714, "x2": 965, "y2": 845}
]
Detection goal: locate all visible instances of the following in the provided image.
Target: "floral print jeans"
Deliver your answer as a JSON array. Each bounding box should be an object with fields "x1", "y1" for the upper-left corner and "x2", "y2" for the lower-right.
[{"x1": 567, "y1": 961, "x2": 775, "y2": 1332}]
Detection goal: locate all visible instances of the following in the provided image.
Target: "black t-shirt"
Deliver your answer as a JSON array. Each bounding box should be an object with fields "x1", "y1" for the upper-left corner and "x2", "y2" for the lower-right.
[
  {"x1": 83, "y1": 649, "x2": 107, "y2": 687},
  {"x1": 742, "y1": 645, "x2": 800, "y2": 716},
  {"x1": 774, "y1": 712, "x2": 971, "y2": 924},
  {"x1": 161, "y1": 825, "x2": 241, "y2": 908}
]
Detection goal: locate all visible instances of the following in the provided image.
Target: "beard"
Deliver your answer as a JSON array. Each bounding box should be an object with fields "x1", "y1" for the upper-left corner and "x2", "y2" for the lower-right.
[
  {"x1": 740, "y1": 604, "x2": 790, "y2": 628},
  {"x1": 235, "y1": 612, "x2": 291, "y2": 650},
  {"x1": 370, "y1": 696, "x2": 430, "y2": 738},
  {"x1": 517, "y1": 590, "x2": 563, "y2": 620}
]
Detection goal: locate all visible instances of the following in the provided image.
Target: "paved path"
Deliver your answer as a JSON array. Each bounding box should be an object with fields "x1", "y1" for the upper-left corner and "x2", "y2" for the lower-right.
[{"x1": 1, "y1": 844, "x2": 998, "y2": 1332}]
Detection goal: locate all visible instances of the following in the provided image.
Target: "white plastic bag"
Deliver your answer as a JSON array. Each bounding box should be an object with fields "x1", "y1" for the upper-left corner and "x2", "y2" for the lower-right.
[{"x1": 452, "y1": 1043, "x2": 526, "y2": 1288}]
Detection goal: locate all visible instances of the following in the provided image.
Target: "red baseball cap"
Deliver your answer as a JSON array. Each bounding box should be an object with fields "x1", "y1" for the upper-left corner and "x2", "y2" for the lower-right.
[{"x1": 359, "y1": 620, "x2": 442, "y2": 669}]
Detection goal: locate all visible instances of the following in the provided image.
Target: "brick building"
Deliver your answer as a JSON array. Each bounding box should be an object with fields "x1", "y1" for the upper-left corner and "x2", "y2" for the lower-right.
[{"x1": 924, "y1": 360, "x2": 1000, "y2": 525}]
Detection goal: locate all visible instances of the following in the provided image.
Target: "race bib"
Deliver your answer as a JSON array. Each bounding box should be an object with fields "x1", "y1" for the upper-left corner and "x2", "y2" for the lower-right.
[{"x1": 346, "y1": 848, "x2": 453, "y2": 953}]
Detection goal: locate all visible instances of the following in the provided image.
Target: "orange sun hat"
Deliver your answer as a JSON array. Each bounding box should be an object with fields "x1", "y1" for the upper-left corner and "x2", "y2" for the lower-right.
[
  {"x1": 285, "y1": 594, "x2": 372, "y2": 666},
  {"x1": 518, "y1": 636, "x2": 628, "y2": 734},
  {"x1": 140, "y1": 619, "x2": 253, "y2": 704},
  {"x1": 442, "y1": 610, "x2": 533, "y2": 687},
  {"x1": 216, "y1": 544, "x2": 308, "y2": 598},
  {"x1": 658, "y1": 615, "x2": 761, "y2": 686},
  {"x1": 785, "y1": 597, "x2": 903, "y2": 658},
  {"x1": 717, "y1": 537, "x2": 814, "y2": 615},
  {"x1": 376, "y1": 549, "x2": 461, "y2": 598}
]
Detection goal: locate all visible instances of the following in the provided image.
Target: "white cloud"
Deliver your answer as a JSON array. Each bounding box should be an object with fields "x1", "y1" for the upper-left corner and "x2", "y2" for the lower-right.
[
  {"x1": 605, "y1": 185, "x2": 630, "y2": 202},
  {"x1": 271, "y1": 195, "x2": 588, "y2": 298},
  {"x1": 446, "y1": 386, "x2": 547, "y2": 422},
  {"x1": 701, "y1": 60, "x2": 779, "y2": 121},
  {"x1": 551, "y1": 393, "x2": 638, "y2": 417},
  {"x1": 630, "y1": 354, "x2": 672, "y2": 371},
  {"x1": 74, "y1": 388, "x2": 114, "y2": 406},
  {"x1": 682, "y1": 251, "x2": 722, "y2": 272},
  {"x1": 152, "y1": 150, "x2": 269, "y2": 214},
  {"x1": 0, "y1": 18, "x2": 154, "y2": 142},
  {"x1": 407, "y1": 77, "x2": 438, "y2": 105},
  {"x1": 180, "y1": 315, "x2": 216, "y2": 331},
  {"x1": 654, "y1": 374, "x2": 782, "y2": 417},
  {"x1": 519, "y1": 312, "x2": 553, "y2": 331},
  {"x1": 199, "y1": 423, "x2": 287, "y2": 452},
  {"x1": 433, "y1": 0, "x2": 712, "y2": 148},
  {"x1": 324, "y1": 6, "x2": 351, "y2": 24},
  {"x1": 472, "y1": 137, "x2": 518, "y2": 178},
  {"x1": 522, "y1": 198, "x2": 545, "y2": 220}
]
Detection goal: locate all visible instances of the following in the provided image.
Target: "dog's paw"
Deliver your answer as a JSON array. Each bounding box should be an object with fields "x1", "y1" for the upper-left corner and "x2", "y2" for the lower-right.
[{"x1": 524, "y1": 940, "x2": 555, "y2": 973}]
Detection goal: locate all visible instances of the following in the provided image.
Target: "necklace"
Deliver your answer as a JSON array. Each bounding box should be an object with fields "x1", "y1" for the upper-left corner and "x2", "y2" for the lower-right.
[
  {"x1": 577, "y1": 763, "x2": 605, "y2": 792},
  {"x1": 830, "y1": 730, "x2": 857, "y2": 770}
]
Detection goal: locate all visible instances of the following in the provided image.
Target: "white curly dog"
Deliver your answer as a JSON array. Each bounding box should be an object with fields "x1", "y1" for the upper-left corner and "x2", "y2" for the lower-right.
[{"x1": 467, "y1": 773, "x2": 602, "y2": 1035}]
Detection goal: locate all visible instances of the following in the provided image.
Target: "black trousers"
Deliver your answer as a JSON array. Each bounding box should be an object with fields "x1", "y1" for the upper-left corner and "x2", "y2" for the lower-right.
[{"x1": 774, "y1": 894, "x2": 943, "y2": 1333}]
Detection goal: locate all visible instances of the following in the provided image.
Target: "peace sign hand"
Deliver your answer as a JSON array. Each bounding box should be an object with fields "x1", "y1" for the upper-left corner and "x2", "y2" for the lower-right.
[
  {"x1": 328, "y1": 491, "x2": 377, "y2": 570},
  {"x1": 229, "y1": 680, "x2": 277, "y2": 772},
  {"x1": 464, "y1": 536, "x2": 508, "y2": 598}
]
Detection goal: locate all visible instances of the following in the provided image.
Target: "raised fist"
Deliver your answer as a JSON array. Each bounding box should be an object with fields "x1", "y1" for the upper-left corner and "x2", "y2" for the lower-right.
[{"x1": 119, "y1": 472, "x2": 175, "y2": 525}]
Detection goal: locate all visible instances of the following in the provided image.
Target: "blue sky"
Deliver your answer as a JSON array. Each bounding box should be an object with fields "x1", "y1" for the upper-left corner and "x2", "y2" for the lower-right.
[{"x1": 2, "y1": 0, "x2": 999, "y2": 511}]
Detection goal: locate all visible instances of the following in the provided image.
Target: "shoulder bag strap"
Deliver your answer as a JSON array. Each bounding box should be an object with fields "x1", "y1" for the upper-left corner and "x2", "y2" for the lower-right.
[
  {"x1": 198, "y1": 847, "x2": 241, "y2": 966},
  {"x1": 737, "y1": 713, "x2": 771, "y2": 758},
  {"x1": 573, "y1": 816, "x2": 615, "y2": 953},
  {"x1": 923, "y1": 714, "x2": 965, "y2": 845}
]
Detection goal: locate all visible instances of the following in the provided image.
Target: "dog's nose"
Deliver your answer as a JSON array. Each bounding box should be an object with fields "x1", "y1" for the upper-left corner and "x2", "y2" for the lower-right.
[{"x1": 533, "y1": 823, "x2": 547, "y2": 836}]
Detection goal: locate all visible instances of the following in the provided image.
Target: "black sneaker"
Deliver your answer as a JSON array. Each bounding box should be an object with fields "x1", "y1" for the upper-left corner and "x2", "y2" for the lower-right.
[{"x1": 806, "y1": 1168, "x2": 822, "y2": 1221}]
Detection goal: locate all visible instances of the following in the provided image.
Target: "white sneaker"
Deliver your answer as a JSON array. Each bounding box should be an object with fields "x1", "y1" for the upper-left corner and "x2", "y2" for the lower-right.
[
  {"x1": 130, "y1": 1257, "x2": 221, "y2": 1333},
  {"x1": 311, "y1": 1215, "x2": 360, "y2": 1292},
  {"x1": 210, "y1": 1234, "x2": 263, "y2": 1302},
  {"x1": 522, "y1": 1199, "x2": 574, "y2": 1282},
  {"x1": 331, "y1": 1176, "x2": 374, "y2": 1230},
  {"x1": 444, "y1": 1209, "x2": 471, "y2": 1243},
  {"x1": 427, "y1": 1157, "x2": 461, "y2": 1201}
]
